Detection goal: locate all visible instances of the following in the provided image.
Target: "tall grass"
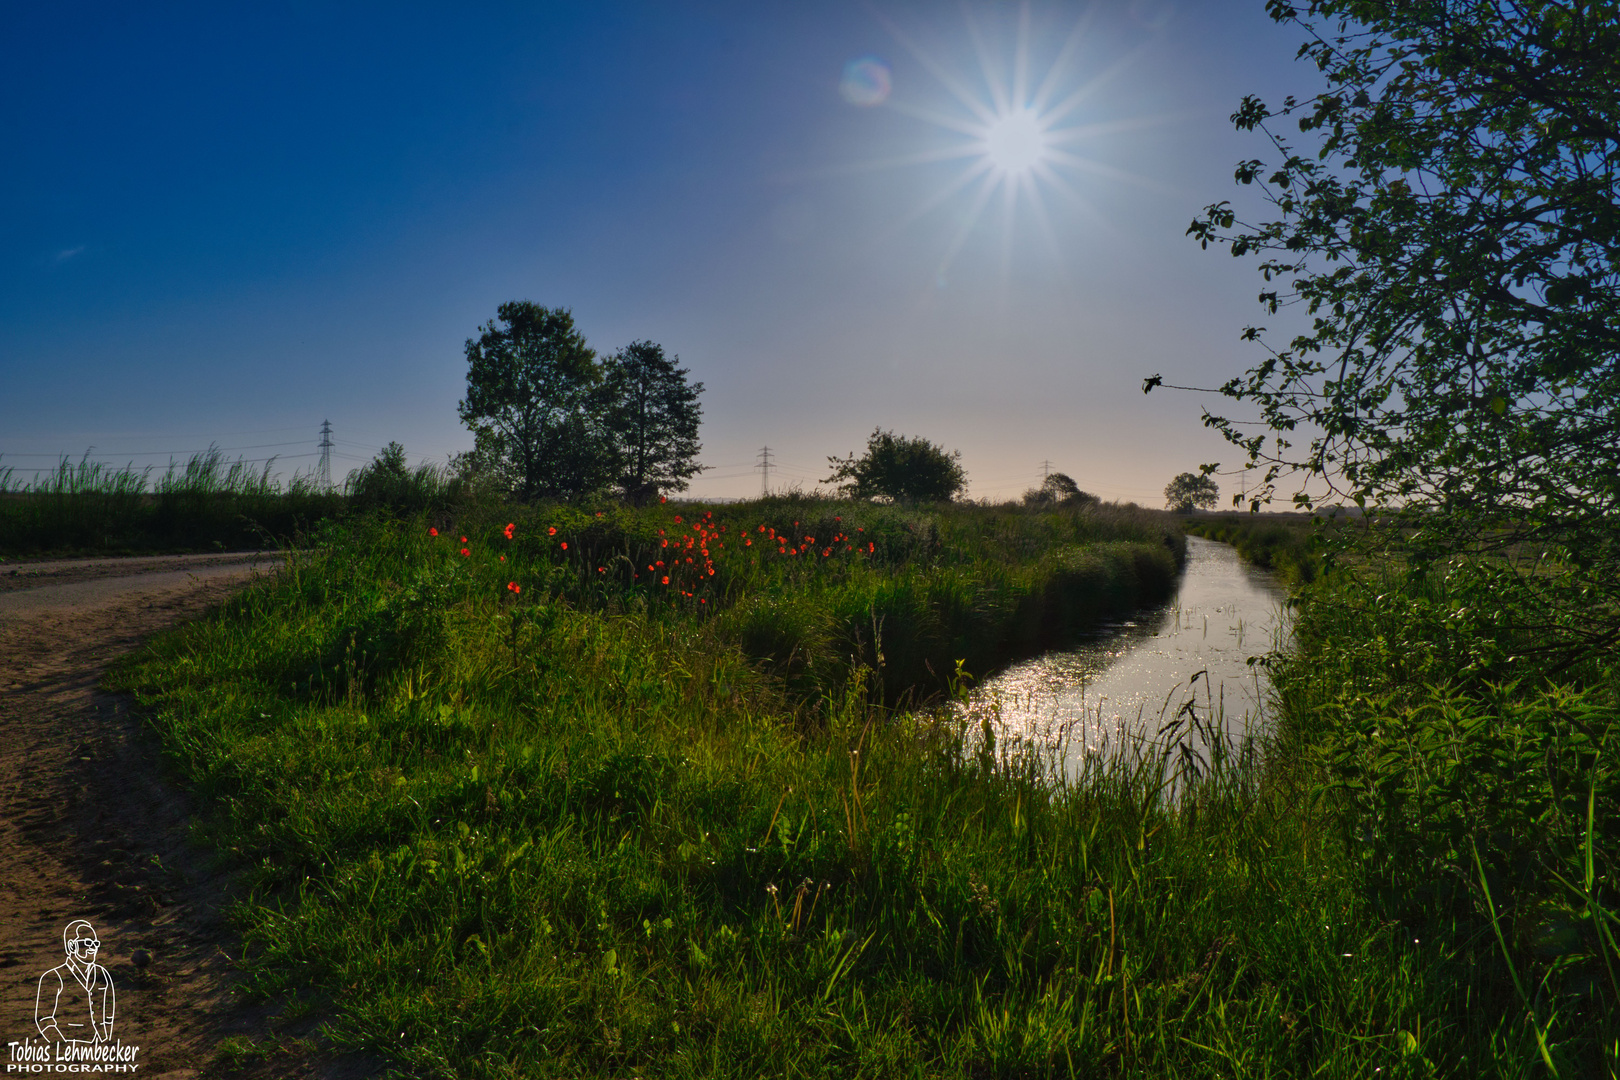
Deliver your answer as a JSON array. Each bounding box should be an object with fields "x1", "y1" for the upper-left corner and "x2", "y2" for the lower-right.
[
  {"x1": 104, "y1": 500, "x2": 1614, "y2": 1078},
  {"x1": 0, "y1": 449, "x2": 343, "y2": 557}
]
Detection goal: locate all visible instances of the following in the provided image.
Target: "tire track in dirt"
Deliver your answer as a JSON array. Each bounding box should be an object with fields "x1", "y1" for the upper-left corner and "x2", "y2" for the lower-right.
[{"x1": 0, "y1": 557, "x2": 380, "y2": 1079}]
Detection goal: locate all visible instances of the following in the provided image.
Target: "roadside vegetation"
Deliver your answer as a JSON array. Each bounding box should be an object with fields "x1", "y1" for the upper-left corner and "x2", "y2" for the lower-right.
[{"x1": 0, "y1": 450, "x2": 348, "y2": 559}]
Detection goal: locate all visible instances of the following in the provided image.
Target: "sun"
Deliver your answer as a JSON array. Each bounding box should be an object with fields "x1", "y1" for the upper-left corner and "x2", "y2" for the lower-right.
[
  {"x1": 839, "y1": 5, "x2": 1167, "y2": 283},
  {"x1": 983, "y1": 108, "x2": 1047, "y2": 175}
]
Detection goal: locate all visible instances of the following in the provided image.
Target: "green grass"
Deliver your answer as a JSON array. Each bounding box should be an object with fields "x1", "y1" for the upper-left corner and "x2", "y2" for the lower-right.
[{"x1": 109, "y1": 500, "x2": 1618, "y2": 1077}]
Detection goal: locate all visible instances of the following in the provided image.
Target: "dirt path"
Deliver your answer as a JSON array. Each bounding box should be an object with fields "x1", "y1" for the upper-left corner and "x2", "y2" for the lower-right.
[{"x1": 0, "y1": 555, "x2": 377, "y2": 1079}]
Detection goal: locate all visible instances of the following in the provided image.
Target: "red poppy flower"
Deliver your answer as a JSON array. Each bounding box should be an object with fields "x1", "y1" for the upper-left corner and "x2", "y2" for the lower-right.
[
  {"x1": 660, "y1": 495, "x2": 667, "y2": 503},
  {"x1": 429, "y1": 527, "x2": 439, "y2": 537},
  {"x1": 661, "y1": 576, "x2": 670, "y2": 585},
  {"x1": 745, "y1": 539, "x2": 752, "y2": 546},
  {"x1": 503, "y1": 523, "x2": 515, "y2": 539},
  {"x1": 460, "y1": 536, "x2": 468, "y2": 543},
  {"x1": 548, "y1": 526, "x2": 557, "y2": 536},
  {"x1": 460, "y1": 547, "x2": 470, "y2": 557},
  {"x1": 507, "y1": 581, "x2": 521, "y2": 593},
  {"x1": 500, "y1": 555, "x2": 506, "y2": 562},
  {"x1": 597, "y1": 567, "x2": 605, "y2": 573},
  {"x1": 560, "y1": 542, "x2": 568, "y2": 550}
]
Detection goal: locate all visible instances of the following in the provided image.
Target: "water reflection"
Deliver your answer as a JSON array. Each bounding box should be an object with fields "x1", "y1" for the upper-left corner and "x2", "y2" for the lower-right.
[{"x1": 958, "y1": 537, "x2": 1290, "y2": 773}]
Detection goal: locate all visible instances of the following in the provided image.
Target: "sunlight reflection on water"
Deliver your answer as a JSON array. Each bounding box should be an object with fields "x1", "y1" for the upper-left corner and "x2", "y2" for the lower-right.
[{"x1": 957, "y1": 536, "x2": 1291, "y2": 776}]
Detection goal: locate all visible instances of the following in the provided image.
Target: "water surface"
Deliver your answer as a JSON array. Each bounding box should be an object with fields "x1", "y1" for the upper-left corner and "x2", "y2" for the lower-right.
[{"x1": 959, "y1": 536, "x2": 1289, "y2": 771}]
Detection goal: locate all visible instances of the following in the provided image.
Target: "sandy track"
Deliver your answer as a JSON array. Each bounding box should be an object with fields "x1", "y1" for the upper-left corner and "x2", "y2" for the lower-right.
[{"x1": 0, "y1": 556, "x2": 377, "y2": 1079}]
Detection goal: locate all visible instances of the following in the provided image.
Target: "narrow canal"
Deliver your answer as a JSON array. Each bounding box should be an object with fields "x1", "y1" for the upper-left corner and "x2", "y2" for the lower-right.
[{"x1": 959, "y1": 536, "x2": 1290, "y2": 776}]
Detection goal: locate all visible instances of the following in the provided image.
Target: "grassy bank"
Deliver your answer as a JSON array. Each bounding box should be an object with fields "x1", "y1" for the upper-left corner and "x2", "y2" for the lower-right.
[
  {"x1": 1180, "y1": 512, "x2": 1328, "y2": 586},
  {"x1": 110, "y1": 500, "x2": 1616, "y2": 1076},
  {"x1": 1267, "y1": 557, "x2": 1619, "y2": 1076}
]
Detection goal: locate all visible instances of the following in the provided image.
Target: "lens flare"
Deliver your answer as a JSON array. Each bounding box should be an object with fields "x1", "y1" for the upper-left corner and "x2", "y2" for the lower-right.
[{"x1": 840, "y1": 56, "x2": 892, "y2": 106}]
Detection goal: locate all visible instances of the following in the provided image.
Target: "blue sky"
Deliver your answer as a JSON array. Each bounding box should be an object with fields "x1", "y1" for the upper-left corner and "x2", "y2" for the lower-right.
[{"x1": 1, "y1": 1, "x2": 1319, "y2": 504}]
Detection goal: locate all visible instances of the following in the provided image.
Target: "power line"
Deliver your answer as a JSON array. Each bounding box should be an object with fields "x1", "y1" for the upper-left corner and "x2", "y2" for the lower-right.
[
  {"x1": 318, "y1": 420, "x2": 334, "y2": 491},
  {"x1": 756, "y1": 446, "x2": 774, "y2": 497}
]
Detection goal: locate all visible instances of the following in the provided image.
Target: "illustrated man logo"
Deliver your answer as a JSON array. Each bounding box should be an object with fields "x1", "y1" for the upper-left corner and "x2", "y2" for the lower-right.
[{"x1": 36, "y1": 920, "x2": 115, "y2": 1045}]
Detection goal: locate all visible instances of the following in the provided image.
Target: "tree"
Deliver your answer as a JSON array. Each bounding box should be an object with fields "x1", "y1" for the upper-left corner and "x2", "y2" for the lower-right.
[
  {"x1": 603, "y1": 341, "x2": 704, "y2": 505},
  {"x1": 1165, "y1": 472, "x2": 1219, "y2": 514},
  {"x1": 457, "y1": 303, "x2": 611, "y2": 501},
  {"x1": 826, "y1": 429, "x2": 967, "y2": 503},
  {"x1": 346, "y1": 442, "x2": 450, "y2": 514},
  {"x1": 1181, "y1": 2, "x2": 1620, "y2": 569},
  {"x1": 1022, "y1": 471, "x2": 1098, "y2": 507}
]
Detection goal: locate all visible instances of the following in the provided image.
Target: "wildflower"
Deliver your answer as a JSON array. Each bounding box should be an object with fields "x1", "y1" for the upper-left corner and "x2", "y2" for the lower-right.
[
  {"x1": 660, "y1": 495, "x2": 667, "y2": 503},
  {"x1": 507, "y1": 581, "x2": 521, "y2": 594},
  {"x1": 745, "y1": 539, "x2": 752, "y2": 547},
  {"x1": 598, "y1": 567, "x2": 605, "y2": 573},
  {"x1": 500, "y1": 555, "x2": 506, "y2": 562},
  {"x1": 595, "y1": 511, "x2": 603, "y2": 517},
  {"x1": 823, "y1": 549, "x2": 831, "y2": 557},
  {"x1": 548, "y1": 526, "x2": 557, "y2": 536},
  {"x1": 758, "y1": 525, "x2": 765, "y2": 532},
  {"x1": 460, "y1": 548, "x2": 470, "y2": 557},
  {"x1": 835, "y1": 516, "x2": 841, "y2": 522},
  {"x1": 429, "y1": 527, "x2": 439, "y2": 537},
  {"x1": 674, "y1": 515, "x2": 682, "y2": 523},
  {"x1": 504, "y1": 523, "x2": 515, "y2": 539},
  {"x1": 560, "y1": 542, "x2": 568, "y2": 550},
  {"x1": 661, "y1": 576, "x2": 670, "y2": 585},
  {"x1": 460, "y1": 536, "x2": 468, "y2": 543}
]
